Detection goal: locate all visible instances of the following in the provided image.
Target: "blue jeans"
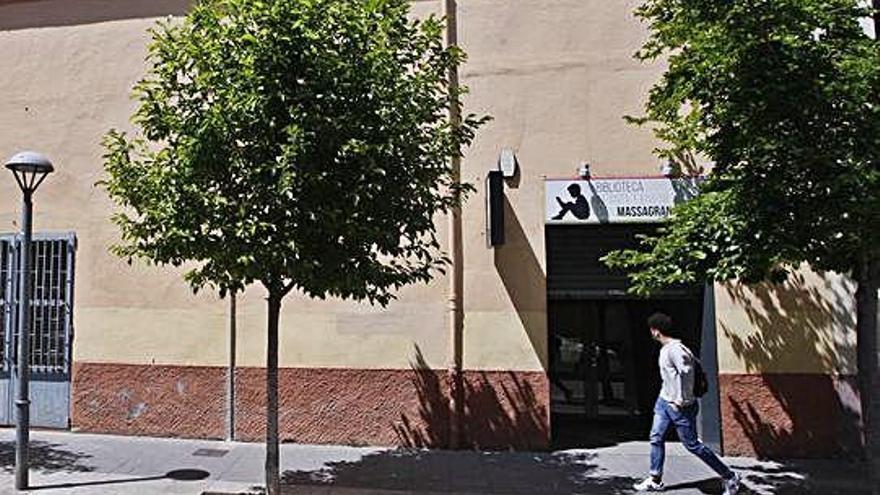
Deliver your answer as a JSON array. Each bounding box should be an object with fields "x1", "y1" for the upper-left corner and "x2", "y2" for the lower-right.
[{"x1": 650, "y1": 397, "x2": 733, "y2": 480}]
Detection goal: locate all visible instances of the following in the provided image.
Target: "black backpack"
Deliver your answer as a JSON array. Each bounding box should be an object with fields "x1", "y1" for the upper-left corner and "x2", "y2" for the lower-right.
[
  {"x1": 693, "y1": 358, "x2": 708, "y2": 398},
  {"x1": 681, "y1": 343, "x2": 709, "y2": 398}
]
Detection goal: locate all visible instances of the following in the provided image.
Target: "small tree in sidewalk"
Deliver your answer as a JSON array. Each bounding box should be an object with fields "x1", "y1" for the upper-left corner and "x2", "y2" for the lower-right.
[
  {"x1": 604, "y1": 0, "x2": 880, "y2": 474},
  {"x1": 101, "y1": 1, "x2": 487, "y2": 493}
]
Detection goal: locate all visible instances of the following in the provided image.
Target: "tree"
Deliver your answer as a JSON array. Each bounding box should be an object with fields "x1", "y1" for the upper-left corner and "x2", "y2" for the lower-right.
[
  {"x1": 100, "y1": 1, "x2": 487, "y2": 493},
  {"x1": 604, "y1": 0, "x2": 880, "y2": 474}
]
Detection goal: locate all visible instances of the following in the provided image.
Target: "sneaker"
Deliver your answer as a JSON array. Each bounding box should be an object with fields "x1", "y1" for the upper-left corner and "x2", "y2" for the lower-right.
[
  {"x1": 633, "y1": 477, "x2": 665, "y2": 492},
  {"x1": 722, "y1": 473, "x2": 741, "y2": 495}
]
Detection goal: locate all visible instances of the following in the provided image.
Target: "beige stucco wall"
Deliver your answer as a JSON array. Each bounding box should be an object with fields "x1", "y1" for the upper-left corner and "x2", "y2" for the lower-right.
[
  {"x1": 714, "y1": 269, "x2": 858, "y2": 376},
  {"x1": 0, "y1": 13, "x2": 228, "y2": 364},
  {"x1": 458, "y1": 0, "x2": 661, "y2": 372},
  {"x1": 0, "y1": 0, "x2": 659, "y2": 373},
  {"x1": 0, "y1": 0, "x2": 858, "y2": 376}
]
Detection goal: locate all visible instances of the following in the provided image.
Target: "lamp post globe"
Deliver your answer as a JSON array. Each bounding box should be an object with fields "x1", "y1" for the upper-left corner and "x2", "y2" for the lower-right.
[
  {"x1": 5, "y1": 150, "x2": 53, "y2": 491},
  {"x1": 6, "y1": 151, "x2": 54, "y2": 192}
]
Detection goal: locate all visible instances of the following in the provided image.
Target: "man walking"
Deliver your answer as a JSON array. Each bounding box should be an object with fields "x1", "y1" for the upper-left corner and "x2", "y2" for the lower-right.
[{"x1": 633, "y1": 312, "x2": 741, "y2": 494}]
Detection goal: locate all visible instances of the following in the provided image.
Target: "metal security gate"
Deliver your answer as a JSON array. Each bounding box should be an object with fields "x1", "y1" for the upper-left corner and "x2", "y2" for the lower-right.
[{"x1": 0, "y1": 233, "x2": 76, "y2": 428}]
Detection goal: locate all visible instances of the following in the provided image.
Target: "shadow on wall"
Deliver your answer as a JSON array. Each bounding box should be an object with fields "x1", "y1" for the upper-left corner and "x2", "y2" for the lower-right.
[
  {"x1": 392, "y1": 347, "x2": 449, "y2": 449},
  {"x1": 493, "y1": 196, "x2": 547, "y2": 370},
  {"x1": 0, "y1": 0, "x2": 191, "y2": 31},
  {"x1": 585, "y1": 180, "x2": 610, "y2": 223},
  {"x1": 282, "y1": 450, "x2": 639, "y2": 495},
  {"x1": 393, "y1": 346, "x2": 549, "y2": 450},
  {"x1": 721, "y1": 272, "x2": 861, "y2": 458}
]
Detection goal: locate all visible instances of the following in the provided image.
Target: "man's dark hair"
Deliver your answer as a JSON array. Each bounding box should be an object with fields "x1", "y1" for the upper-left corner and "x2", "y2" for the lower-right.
[{"x1": 647, "y1": 312, "x2": 674, "y2": 336}]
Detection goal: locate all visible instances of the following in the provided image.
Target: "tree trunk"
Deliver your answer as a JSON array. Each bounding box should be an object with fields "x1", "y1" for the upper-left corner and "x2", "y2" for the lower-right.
[
  {"x1": 855, "y1": 256, "x2": 879, "y2": 493},
  {"x1": 265, "y1": 293, "x2": 282, "y2": 495}
]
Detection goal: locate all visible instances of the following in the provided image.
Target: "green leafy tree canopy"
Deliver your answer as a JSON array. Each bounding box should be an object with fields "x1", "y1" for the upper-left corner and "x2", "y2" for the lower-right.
[
  {"x1": 605, "y1": 0, "x2": 880, "y2": 294},
  {"x1": 103, "y1": 0, "x2": 486, "y2": 303}
]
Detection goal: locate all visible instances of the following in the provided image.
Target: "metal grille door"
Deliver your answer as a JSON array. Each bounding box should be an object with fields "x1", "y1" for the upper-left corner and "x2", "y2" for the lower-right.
[
  {"x1": 0, "y1": 233, "x2": 76, "y2": 428},
  {"x1": 0, "y1": 240, "x2": 13, "y2": 425}
]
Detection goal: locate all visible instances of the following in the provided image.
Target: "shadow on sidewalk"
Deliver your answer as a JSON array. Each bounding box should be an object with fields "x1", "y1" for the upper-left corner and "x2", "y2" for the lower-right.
[
  {"x1": 1, "y1": 442, "x2": 211, "y2": 491},
  {"x1": 28, "y1": 468, "x2": 209, "y2": 491},
  {"x1": 282, "y1": 449, "x2": 639, "y2": 494},
  {"x1": 732, "y1": 460, "x2": 873, "y2": 495},
  {"x1": 0, "y1": 440, "x2": 93, "y2": 473},
  {"x1": 633, "y1": 462, "x2": 872, "y2": 495}
]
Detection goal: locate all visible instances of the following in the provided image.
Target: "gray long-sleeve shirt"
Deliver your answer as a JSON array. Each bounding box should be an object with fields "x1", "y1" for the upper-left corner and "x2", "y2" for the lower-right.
[{"x1": 658, "y1": 339, "x2": 696, "y2": 406}]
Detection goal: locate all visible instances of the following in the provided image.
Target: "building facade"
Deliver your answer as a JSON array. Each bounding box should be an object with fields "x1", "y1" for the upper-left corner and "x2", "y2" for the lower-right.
[{"x1": 0, "y1": 0, "x2": 864, "y2": 458}]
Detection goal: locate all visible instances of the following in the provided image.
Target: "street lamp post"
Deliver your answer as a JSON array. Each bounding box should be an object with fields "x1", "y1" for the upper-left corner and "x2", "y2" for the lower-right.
[{"x1": 6, "y1": 151, "x2": 54, "y2": 491}]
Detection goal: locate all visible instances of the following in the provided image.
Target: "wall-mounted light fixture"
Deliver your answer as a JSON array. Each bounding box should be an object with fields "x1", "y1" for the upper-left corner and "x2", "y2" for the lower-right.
[
  {"x1": 498, "y1": 147, "x2": 517, "y2": 178},
  {"x1": 577, "y1": 161, "x2": 591, "y2": 179}
]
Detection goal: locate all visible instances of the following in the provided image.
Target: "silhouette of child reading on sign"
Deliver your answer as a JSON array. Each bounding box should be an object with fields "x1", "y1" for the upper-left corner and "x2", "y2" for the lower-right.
[{"x1": 552, "y1": 183, "x2": 591, "y2": 220}]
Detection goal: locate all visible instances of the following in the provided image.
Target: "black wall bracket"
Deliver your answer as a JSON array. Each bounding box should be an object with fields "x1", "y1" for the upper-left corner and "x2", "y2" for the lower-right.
[{"x1": 486, "y1": 170, "x2": 505, "y2": 247}]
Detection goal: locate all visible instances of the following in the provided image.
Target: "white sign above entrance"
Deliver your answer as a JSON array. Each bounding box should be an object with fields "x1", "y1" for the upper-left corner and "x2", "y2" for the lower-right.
[{"x1": 545, "y1": 177, "x2": 699, "y2": 224}]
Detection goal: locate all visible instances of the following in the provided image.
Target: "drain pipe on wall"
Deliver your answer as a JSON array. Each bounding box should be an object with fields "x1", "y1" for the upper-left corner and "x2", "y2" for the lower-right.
[
  {"x1": 443, "y1": 0, "x2": 465, "y2": 450},
  {"x1": 226, "y1": 291, "x2": 237, "y2": 441}
]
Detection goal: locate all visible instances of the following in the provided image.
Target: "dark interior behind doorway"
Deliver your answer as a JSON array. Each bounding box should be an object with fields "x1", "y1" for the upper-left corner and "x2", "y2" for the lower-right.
[
  {"x1": 548, "y1": 298, "x2": 703, "y2": 448},
  {"x1": 546, "y1": 225, "x2": 703, "y2": 449}
]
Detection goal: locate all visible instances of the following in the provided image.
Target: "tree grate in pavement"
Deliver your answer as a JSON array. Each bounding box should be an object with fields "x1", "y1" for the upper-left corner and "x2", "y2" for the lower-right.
[{"x1": 192, "y1": 448, "x2": 229, "y2": 457}]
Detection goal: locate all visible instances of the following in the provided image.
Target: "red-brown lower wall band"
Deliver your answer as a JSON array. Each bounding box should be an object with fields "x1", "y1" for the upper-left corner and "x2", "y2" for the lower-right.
[
  {"x1": 718, "y1": 373, "x2": 861, "y2": 458},
  {"x1": 71, "y1": 363, "x2": 550, "y2": 450}
]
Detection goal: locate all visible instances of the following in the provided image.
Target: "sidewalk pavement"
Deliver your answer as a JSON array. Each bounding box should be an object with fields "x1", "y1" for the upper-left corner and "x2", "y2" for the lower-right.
[{"x1": 0, "y1": 428, "x2": 872, "y2": 494}]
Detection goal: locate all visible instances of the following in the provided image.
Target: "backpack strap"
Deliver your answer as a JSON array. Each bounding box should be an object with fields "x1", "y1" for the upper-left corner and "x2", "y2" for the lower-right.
[{"x1": 677, "y1": 341, "x2": 703, "y2": 366}]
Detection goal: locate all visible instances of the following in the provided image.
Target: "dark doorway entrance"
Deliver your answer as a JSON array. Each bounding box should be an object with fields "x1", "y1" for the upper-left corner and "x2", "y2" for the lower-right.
[
  {"x1": 548, "y1": 298, "x2": 703, "y2": 448},
  {"x1": 545, "y1": 224, "x2": 704, "y2": 449}
]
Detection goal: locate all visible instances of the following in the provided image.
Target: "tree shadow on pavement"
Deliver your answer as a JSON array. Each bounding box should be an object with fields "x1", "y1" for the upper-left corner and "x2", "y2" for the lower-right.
[
  {"x1": 282, "y1": 449, "x2": 639, "y2": 494},
  {"x1": 663, "y1": 477, "x2": 724, "y2": 494},
  {"x1": 651, "y1": 461, "x2": 871, "y2": 495},
  {"x1": 0, "y1": 440, "x2": 93, "y2": 473},
  {"x1": 730, "y1": 460, "x2": 872, "y2": 495}
]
